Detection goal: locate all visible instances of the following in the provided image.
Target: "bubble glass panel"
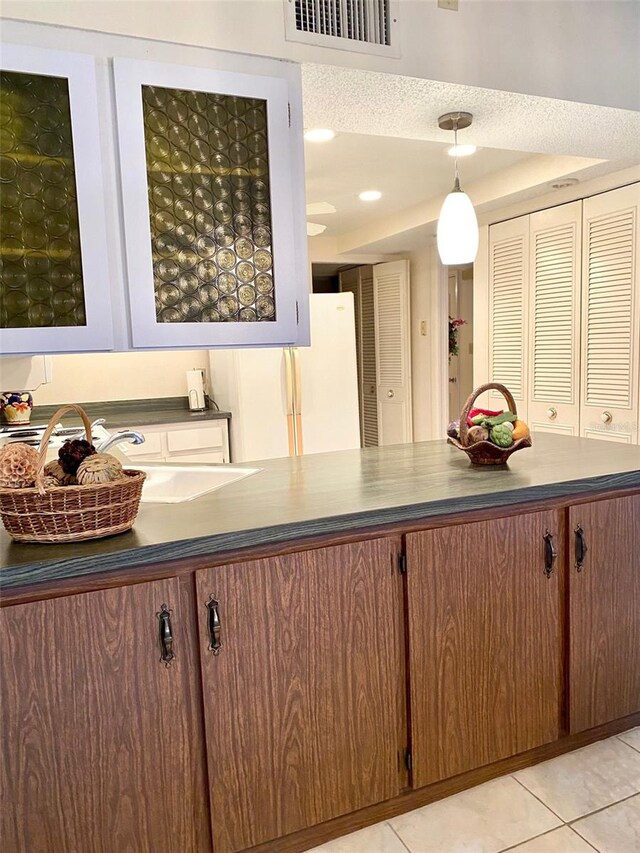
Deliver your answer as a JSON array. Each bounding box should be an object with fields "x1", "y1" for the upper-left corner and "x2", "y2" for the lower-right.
[
  {"x1": 142, "y1": 85, "x2": 276, "y2": 323},
  {"x1": 0, "y1": 70, "x2": 87, "y2": 328}
]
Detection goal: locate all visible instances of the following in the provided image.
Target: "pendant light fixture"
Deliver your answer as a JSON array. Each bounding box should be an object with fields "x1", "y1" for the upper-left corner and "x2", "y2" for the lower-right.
[{"x1": 437, "y1": 111, "x2": 479, "y2": 265}]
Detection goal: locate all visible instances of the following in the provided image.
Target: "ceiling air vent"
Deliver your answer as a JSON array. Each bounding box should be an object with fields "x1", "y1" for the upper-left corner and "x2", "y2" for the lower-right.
[{"x1": 284, "y1": 0, "x2": 400, "y2": 57}]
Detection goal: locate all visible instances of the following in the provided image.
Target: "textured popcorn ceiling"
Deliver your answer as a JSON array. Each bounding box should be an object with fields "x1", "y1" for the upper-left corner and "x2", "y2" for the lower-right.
[
  {"x1": 302, "y1": 65, "x2": 640, "y2": 161},
  {"x1": 301, "y1": 64, "x2": 639, "y2": 251}
]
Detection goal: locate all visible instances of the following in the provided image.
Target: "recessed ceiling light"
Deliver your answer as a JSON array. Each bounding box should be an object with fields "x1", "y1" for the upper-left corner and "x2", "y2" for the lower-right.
[
  {"x1": 306, "y1": 202, "x2": 337, "y2": 216},
  {"x1": 550, "y1": 177, "x2": 580, "y2": 189},
  {"x1": 307, "y1": 222, "x2": 327, "y2": 236},
  {"x1": 359, "y1": 190, "x2": 382, "y2": 202},
  {"x1": 447, "y1": 143, "x2": 477, "y2": 157},
  {"x1": 304, "y1": 128, "x2": 335, "y2": 142}
]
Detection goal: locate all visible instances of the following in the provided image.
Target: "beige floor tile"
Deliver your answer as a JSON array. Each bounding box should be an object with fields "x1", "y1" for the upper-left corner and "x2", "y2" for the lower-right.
[
  {"x1": 306, "y1": 821, "x2": 409, "y2": 853},
  {"x1": 619, "y1": 727, "x2": 640, "y2": 753},
  {"x1": 572, "y1": 794, "x2": 640, "y2": 853},
  {"x1": 504, "y1": 825, "x2": 595, "y2": 852},
  {"x1": 514, "y1": 737, "x2": 640, "y2": 821},
  {"x1": 388, "y1": 776, "x2": 560, "y2": 853}
]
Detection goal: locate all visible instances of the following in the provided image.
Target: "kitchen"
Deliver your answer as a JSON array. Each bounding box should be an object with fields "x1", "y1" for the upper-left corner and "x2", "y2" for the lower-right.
[{"x1": 1, "y1": 3, "x2": 640, "y2": 853}]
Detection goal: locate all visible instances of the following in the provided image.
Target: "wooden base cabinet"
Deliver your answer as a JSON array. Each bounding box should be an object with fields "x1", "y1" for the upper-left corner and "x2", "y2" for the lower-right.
[
  {"x1": 569, "y1": 493, "x2": 640, "y2": 733},
  {"x1": 0, "y1": 577, "x2": 211, "y2": 853},
  {"x1": 195, "y1": 538, "x2": 406, "y2": 853},
  {"x1": 406, "y1": 510, "x2": 563, "y2": 787}
]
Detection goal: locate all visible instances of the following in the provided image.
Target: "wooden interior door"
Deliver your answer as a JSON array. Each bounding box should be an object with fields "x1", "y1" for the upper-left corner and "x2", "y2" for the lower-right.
[
  {"x1": 0, "y1": 578, "x2": 210, "y2": 853},
  {"x1": 407, "y1": 510, "x2": 562, "y2": 788},
  {"x1": 569, "y1": 493, "x2": 640, "y2": 733},
  {"x1": 196, "y1": 538, "x2": 405, "y2": 853}
]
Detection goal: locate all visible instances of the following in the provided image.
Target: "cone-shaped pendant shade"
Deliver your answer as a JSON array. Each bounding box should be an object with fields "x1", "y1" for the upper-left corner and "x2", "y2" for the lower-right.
[{"x1": 437, "y1": 186, "x2": 479, "y2": 265}]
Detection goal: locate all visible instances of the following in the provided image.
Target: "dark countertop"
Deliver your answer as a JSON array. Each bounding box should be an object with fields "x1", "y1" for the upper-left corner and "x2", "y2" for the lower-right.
[
  {"x1": 1, "y1": 433, "x2": 640, "y2": 591},
  {"x1": 32, "y1": 397, "x2": 231, "y2": 429}
]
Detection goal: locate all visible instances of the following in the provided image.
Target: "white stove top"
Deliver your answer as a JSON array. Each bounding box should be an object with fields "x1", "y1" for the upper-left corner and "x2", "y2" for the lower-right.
[{"x1": 0, "y1": 423, "x2": 111, "y2": 454}]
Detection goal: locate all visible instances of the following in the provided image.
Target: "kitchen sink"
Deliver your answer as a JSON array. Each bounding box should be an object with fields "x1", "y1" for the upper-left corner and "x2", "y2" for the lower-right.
[{"x1": 136, "y1": 464, "x2": 261, "y2": 503}]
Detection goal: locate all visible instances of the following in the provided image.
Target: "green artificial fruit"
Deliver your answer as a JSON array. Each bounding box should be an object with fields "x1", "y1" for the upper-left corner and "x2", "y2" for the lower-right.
[{"x1": 490, "y1": 422, "x2": 515, "y2": 447}]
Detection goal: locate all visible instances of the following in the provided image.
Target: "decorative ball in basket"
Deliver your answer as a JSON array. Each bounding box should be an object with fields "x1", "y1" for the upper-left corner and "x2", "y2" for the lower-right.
[
  {"x1": 0, "y1": 404, "x2": 146, "y2": 543},
  {"x1": 447, "y1": 383, "x2": 532, "y2": 465}
]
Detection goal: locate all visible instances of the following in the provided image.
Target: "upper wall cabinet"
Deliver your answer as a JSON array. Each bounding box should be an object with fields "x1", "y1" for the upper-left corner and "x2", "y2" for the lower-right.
[
  {"x1": 114, "y1": 58, "x2": 304, "y2": 349},
  {"x1": 0, "y1": 45, "x2": 113, "y2": 354}
]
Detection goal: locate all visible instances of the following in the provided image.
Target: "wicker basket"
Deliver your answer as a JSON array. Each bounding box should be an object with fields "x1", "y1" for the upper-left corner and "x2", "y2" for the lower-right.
[
  {"x1": 448, "y1": 383, "x2": 532, "y2": 465},
  {"x1": 0, "y1": 404, "x2": 146, "y2": 543}
]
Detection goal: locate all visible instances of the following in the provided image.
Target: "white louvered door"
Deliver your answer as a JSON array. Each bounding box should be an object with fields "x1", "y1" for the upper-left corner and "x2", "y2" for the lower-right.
[
  {"x1": 373, "y1": 260, "x2": 413, "y2": 445},
  {"x1": 527, "y1": 202, "x2": 582, "y2": 435},
  {"x1": 580, "y1": 183, "x2": 640, "y2": 444},
  {"x1": 359, "y1": 267, "x2": 379, "y2": 447},
  {"x1": 488, "y1": 216, "x2": 529, "y2": 420}
]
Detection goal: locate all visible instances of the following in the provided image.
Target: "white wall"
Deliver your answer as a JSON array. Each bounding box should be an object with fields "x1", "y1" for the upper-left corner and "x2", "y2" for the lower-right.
[
  {"x1": 23, "y1": 350, "x2": 209, "y2": 405},
  {"x1": 2, "y1": 1, "x2": 638, "y2": 110}
]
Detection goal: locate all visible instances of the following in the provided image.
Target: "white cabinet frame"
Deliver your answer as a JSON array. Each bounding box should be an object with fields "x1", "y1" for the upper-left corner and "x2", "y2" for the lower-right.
[
  {"x1": 1, "y1": 44, "x2": 113, "y2": 354},
  {"x1": 113, "y1": 57, "x2": 300, "y2": 349}
]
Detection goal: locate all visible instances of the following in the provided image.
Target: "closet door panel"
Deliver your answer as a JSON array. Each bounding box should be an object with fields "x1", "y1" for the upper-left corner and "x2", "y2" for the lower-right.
[
  {"x1": 527, "y1": 202, "x2": 582, "y2": 435},
  {"x1": 580, "y1": 183, "x2": 640, "y2": 444}
]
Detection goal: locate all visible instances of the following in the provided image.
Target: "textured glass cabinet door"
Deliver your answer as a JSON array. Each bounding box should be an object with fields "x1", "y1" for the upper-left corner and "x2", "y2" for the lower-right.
[
  {"x1": 0, "y1": 45, "x2": 112, "y2": 354},
  {"x1": 114, "y1": 58, "x2": 301, "y2": 348}
]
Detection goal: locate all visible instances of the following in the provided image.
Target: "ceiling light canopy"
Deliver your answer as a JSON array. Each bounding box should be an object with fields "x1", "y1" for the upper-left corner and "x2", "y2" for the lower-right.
[
  {"x1": 306, "y1": 222, "x2": 327, "y2": 236},
  {"x1": 437, "y1": 111, "x2": 479, "y2": 266},
  {"x1": 359, "y1": 190, "x2": 382, "y2": 202},
  {"x1": 304, "y1": 128, "x2": 335, "y2": 142},
  {"x1": 447, "y1": 143, "x2": 477, "y2": 157}
]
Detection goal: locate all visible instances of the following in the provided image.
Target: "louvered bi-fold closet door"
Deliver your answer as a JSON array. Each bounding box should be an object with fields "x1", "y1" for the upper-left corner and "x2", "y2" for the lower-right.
[
  {"x1": 339, "y1": 268, "x2": 364, "y2": 446},
  {"x1": 580, "y1": 183, "x2": 640, "y2": 444},
  {"x1": 373, "y1": 259, "x2": 413, "y2": 445},
  {"x1": 527, "y1": 202, "x2": 582, "y2": 435},
  {"x1": 360, "y1": 267, "x2": 380, "y2": 447},
  {"x1": 488, "y1": 216, "x2": 529, "y2": 419}
]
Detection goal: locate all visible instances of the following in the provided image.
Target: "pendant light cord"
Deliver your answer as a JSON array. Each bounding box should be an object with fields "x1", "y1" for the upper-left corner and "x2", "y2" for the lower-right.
[{"x1": 453, "y1": 120, "x2": 460, "y2": 192}]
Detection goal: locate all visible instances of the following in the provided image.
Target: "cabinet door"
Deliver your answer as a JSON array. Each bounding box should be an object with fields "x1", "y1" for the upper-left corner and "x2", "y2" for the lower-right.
[
  {"x1": 527, "y1": 201, "x2": 582, "y2": 436},
  {"x1": 0, "y1": 578, "x2": 210, "y2": 853},
  {"x1": 114, "y1": 57, "x2": 305, "y2": 349},
  {"x1": 488, "y1": 215, "x2": 529, "y2": 420},
  {"x1": 569, "y1": 494, "x2": 640, "y2": 733},
  {"x1": 580, "y1": 183, "x2": 640, "y2": 444},
  {"x1": 407, "y1": 511, "x2": 562, "y2": 787},
  {"x1": 196, "y1": 538, "x2": 405, "y2": 853},
  {"x1": 1, "y1": 44, "x2": 113, "y2": 354}
]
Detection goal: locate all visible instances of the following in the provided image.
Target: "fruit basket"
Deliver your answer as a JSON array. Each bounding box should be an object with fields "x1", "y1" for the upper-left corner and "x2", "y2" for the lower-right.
[
  {"x1": 447, "y1": 383, "x2": 532, "y2": 465},
  {"x1": 0, "y1": 404, "x2": 146, "y2": 543}
]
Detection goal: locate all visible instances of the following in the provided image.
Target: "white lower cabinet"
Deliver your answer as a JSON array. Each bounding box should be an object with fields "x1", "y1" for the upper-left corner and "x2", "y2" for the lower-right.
[
  {"x1": 118, "y1": 421, "x2": 230, "y2": 465},
  {"x1": 488, "y1": 183, "x2": 640, "y2": 443}
]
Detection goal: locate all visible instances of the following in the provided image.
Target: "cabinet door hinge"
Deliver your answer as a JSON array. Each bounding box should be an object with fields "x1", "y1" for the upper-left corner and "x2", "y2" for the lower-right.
[
  {"x1": 288, "y1": 102, "x2": 291, "y2": 127},
  {"x1": 398, "y1": 553, "x2": 407, "y2": 574},
  {"x1": 404, "y1": 748, "x2": 412, "y2": 771}
]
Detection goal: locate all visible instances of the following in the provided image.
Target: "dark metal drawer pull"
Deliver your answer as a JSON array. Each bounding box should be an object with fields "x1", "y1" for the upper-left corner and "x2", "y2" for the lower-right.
[
  {"x1": 158, "y1": 604, "x2": 175, "y2": 666},
  {"x1": 543, "y1": 531, "x2": 557, "y2": 578},
  {"x1": 575, "y1": 525, "x2": 588, "y2": 572},
  {"x1": 206, "y1": 595, "x2": 223, "y2": 655}
]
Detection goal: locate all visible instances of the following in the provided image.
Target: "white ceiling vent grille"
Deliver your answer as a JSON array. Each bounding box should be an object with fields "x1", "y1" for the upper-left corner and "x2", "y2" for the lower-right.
[{"x1": 284, "y1": 0, "x2": 400, "y2": 57}]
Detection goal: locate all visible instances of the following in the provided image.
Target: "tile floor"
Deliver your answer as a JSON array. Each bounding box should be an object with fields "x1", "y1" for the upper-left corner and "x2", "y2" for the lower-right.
[{"x1": 309, "y1": 728, "x2": 640, "y2": 853}]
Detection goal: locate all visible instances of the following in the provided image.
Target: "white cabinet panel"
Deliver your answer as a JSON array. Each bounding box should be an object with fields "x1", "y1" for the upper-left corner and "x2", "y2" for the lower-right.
[
  {"x1": 113, "y1": 57, "x2": 304, "y2": 349},
  {"x1": 580, "y1": 183, "x2": 640, "y2": 444},
  {"x1": 0, "y1": 44, "x2": 113, "y2": 354},
  {"x1": 527, "y1": 201, "x2": 582, "y2": 435}
]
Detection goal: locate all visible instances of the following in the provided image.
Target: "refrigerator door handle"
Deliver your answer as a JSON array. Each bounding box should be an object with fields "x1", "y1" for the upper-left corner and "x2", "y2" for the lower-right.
[
  {"x1": 283, "y1": 348, "x2": 296, "y2": 456},
  {"x1": 292, "y1": 348, "x2": 303, "y2": 456}
]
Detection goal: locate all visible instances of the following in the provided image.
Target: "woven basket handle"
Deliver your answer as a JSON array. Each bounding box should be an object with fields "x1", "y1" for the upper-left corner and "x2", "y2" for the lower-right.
[
  {"x1": 458, "y1": 383, "x2": 518, "y2": 447},
  {"x1": 35, "y1": 404, "x2": 93, "y2": 494}
]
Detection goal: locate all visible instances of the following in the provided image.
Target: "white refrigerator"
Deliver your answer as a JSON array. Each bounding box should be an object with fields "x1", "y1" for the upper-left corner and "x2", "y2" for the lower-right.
[{"x1": 209, "y1": 293, "x2": 361, "y2": 462}]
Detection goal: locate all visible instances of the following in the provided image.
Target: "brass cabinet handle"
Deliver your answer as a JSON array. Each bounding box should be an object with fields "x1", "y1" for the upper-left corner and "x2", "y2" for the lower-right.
[
  {"x1": 543, "y1": 531, "x2": 557, "y2": 578},
  {"x1": 601, "y1": 411, "x2": 613, "y2": 424},
  {"x1": 546, "y1": 407, "x2": 557, "y2": 420},
  {"x1": 575, "y1": 525, "x2": 588, "y2": 572},
  {"x1": 206, "y1": 595, "x2": 223, "y2": 655},
  {"x1": 157, "y1": 604, "x2": 175, "y2": 666}
]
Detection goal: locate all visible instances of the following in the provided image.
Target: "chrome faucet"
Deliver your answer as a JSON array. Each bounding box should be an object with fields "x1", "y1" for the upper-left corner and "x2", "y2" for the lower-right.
[{"x1": 96, "y1": 430, "x2": 145, "y2": 453}]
